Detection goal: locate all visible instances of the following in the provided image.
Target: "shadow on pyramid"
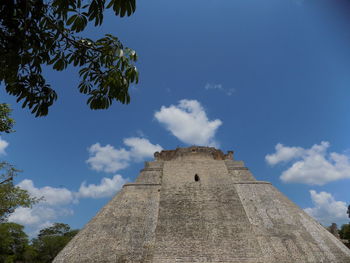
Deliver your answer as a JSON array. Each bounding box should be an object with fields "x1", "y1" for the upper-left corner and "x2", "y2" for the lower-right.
[{"x1": 54, "y1": 146, "x2": 350, "y2": 263}]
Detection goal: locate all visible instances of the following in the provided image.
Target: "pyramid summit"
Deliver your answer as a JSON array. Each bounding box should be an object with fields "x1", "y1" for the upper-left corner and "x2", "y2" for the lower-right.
[{"x1": 54, "y1": 146, "x2": 350, "y2": 263}]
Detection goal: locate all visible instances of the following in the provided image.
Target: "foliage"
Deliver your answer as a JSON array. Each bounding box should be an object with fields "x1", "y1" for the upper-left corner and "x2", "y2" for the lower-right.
[
  {"x1": 0, "y1": 222, "x2": 29, "y2": 263},
  {"x1": 340, "y1": 224, "x2": 350, "y2": 241},
  {"x1": 0, "y1": 0, "x2": 139, "y2": 117},
  {"x1": 31, "y1": 223, "x2": 79, "y2": 262},
  {"x1": 0, "y1": 222, "x2": 78, "y2": 262},
  {"x1": 0, "y1": 104, "x2": 15, "y2": 134},
  {"x1": 0, "y1": 162, "x2": 38, "y2": 222},
  {"x1": 22, "y1": 245, "x2": 38, "y2": 263},
  {"x1": 327, "y1": 223, "x2": 340, "y2": 238}
]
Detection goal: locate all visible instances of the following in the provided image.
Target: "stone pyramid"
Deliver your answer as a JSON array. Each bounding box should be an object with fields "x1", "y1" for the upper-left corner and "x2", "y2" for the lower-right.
[{"x1": 54, "y1": 146, "x2": 350, "y2": 263}]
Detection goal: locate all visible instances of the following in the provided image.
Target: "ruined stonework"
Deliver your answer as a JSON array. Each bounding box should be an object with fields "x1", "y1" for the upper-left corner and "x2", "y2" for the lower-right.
[{"x1": 54, "y1": 146, "x2": 350, "y2": 263}]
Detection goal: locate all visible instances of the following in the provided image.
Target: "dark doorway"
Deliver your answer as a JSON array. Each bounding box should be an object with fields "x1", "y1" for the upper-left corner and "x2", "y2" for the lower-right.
[{"x1": 194, "y1": 174, "x2": 200, "y2": 182}]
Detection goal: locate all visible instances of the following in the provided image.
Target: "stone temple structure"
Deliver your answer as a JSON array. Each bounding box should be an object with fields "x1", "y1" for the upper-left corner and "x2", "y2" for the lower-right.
[{"x1": 54, "y1": 146, "x2": 350, "y2": 262}]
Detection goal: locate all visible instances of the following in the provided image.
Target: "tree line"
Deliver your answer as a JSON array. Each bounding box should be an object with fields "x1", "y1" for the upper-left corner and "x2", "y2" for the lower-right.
[
  {"x1": 327, "y1": 222, "x2": 350, "y2": 248},
  {"x1": 0, "y1": 222, "x2": 78, "y2": 263}
]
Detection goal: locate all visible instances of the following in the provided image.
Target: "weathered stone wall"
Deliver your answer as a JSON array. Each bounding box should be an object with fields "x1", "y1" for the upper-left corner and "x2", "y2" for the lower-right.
[
  {"x1": 135, "y1": 161, "x2": 163, "y2": 184},
  {"x1": 235, "y1": 183, "x2": 350, "y2": 262},
  {"x1": 53, "y1": 147, "x2": 350, "y2": 263},
  {"x1": 53, "y1": 184, "x2": 161, "y2": 263},
  {"x1": 225, "y1": 160, "x2": 256, "y2": 181},
  {"x1": 151, "y1": 159, "x2": 261, "y2": 262}
]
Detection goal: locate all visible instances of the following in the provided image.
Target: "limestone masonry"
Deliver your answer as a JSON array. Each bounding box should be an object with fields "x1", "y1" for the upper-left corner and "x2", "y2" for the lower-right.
[{"x1": 54, "y1": 146, "x2": 350, "y2": 263}]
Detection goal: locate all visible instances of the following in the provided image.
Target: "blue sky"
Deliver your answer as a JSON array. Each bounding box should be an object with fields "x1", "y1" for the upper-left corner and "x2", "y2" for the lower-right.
[{"x1": 1, "y1": 0, "x2": 350, "y2": 235}]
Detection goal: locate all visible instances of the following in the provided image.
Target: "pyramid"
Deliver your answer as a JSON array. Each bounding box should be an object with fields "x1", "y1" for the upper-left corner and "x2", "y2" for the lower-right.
[{"x1": 54, "y1": 146, "x2": 350, "y2": 263}]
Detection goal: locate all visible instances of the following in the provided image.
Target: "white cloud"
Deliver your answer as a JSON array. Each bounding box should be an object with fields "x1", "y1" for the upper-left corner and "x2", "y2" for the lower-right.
[
  {"x1": 154, "y1": 99, "x2": 222, "y2": 146},
  {"x1": 8, "y1": 206, "x2": 73, "y2": 227},
  {"x1": 77, "y1": 175, "x2": 127, "y2": 199},
  {"x1": 124, "y1": 137, "x2": 162, "y2": 161},
  {"x1": 8, "y1": 206, "x2": 73, "y2": 237},
  {"x1": 266, "y1": 141, "x2": 350, "y2": 185},
  {"x1": 265, "y1": 143, "x2": 305, "y2": 166},
  {"x1": 304, "y1": 190, "x2": 348, "y2": 226},
  {"x1": 9, "y1": 174, "x2": 128, "y2": 235},
  {"x1": 204, "y1": 83, "x2": 235, "y2": 96},
  {"x1": 0, "y1": 137, "x2": 9, "y2": 155},
  {"x1": 86, "y1": 143, "x2": 130, "y2": 173},
  {"x1": 17, "y1": 179, "x2": 75, "y2": 205},
  {"x1": 9, "y1": 207, "x2": 43, "y2": 225},
  {"x1": 8, "y1": 180, "x2": 75, "y2": 235},
  {"x1": 86, "y1": 137, "x2": 162, "y2": 173}
]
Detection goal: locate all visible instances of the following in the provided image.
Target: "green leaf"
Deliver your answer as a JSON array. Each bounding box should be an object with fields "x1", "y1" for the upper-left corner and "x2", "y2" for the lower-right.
[{"x1": 67, "y1": 14, "x2": 77, "y2": 25}]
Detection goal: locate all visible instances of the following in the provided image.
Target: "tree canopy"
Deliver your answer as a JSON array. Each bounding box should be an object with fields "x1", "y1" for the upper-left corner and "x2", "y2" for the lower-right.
[
  {"x1": 0, "y1": 104, "x2": 15, "y2": 133},
  {"x1": 0, "y1": 222, "x2": 29, "y2": 262},
  {"x1": 0, "y1": 222, "x2": 79, "y2": 263},
  {"x1": 340, "y1": 224, "x2": 350, "y2": 241},
  {"x1": 0, "y1": 162, "x2": 38, "y2": 222},
  {"x1": 0, "y1": 0, "x2": 139, "y2": 117},
  {"x1": 31, "y1": 223, "x2": 79, "y2": 262}
]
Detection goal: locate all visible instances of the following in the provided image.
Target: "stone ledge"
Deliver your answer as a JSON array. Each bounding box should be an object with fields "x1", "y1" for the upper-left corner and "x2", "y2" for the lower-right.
[
  {"x1": 123, "y1": 182, "x2": 271, "y2": 188},
  {"x1": 141, "y1": 168, "x2": 163, "y2": 172},
  {"x1": 227, "y1": 167, "x2": 249, "y2": 170},
  {"x1": 231, "y1": 181, "x2": 271, "y2": 185},
  {"x1": 123, "y1": 183, "x2": 161, "y2": 188},
  {"x1": 154, "y1": 146, "x2": 233, "y2": 161}
]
